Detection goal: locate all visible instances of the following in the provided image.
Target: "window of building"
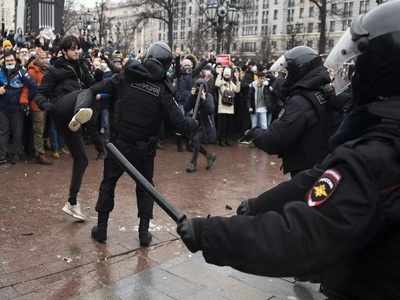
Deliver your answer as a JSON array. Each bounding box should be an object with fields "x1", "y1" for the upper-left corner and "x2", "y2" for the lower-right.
[
  {"x1": 307, "y1": 22, "x2": 313, "y2": 33},
  {"x1": 307, "y1": 40, "x2": 313, "y2": 48},
  {"x1": 273, "y1": 9, "x2": 278, "y2": 20},
  {"x1": 328, "y1": 39, "x2": 334, "y2": 49},
  {"x1": 344, "y1": 2, "x2": 354, "y2": 17},
  {"x1": 274, "y1": 0, "x2": 278, "y2": 4},
  {"x1": 263, "y1": 0, "x2": 269, "y2": 9},
  {"x1": 299, "y1": 7, "x2": 304, "y2": 18},
  {"x1": 271, "y1": 41, "x2": 277, "y2": 48},
  {"x1": 188, "y1": 18, "x2": 191, "y2": 27},
  {"x1": 309, "y1": 6, "x2": 314, "y2": 17},
  {"x1": 272, "y1": 24, "x2": 277, "y2": 34},
  {"x1": 287, "y1": 8, "x2": 294, "y2": 22},
  {"x1": 331, "y1": 3, "x2": 337, "y2": 13},
  {"x1": 359, "y1": 0, "x2": 370, "y2": 14},
  {"x1": 180, "y1": 31, "x2": 185, "y2": 39},
  {"x1": 329, "y1": 20, "x2": 335, "y2": 32}
]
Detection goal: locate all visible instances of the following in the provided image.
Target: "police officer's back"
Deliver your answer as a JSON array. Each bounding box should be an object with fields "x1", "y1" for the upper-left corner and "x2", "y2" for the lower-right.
[
  {"x1": 177, "y1": 2, "x2": 400, "y2": 299},
  {"x1": 90, "y1": 42, "x2": 197, "y2": 247},
  {"x1": 246, "y1": 47, "x2": 334, "y2": 176}
]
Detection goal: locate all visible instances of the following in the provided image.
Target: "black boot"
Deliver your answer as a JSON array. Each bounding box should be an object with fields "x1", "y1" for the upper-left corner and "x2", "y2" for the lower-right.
[
  {"x1": 91, "y1": 212, "x2": 109, "y2": 243},
  {"x1": 177, "y1": 135, "x2": 184, "y2": 152},
  {"x1": 138, "y1": 218, "x2": 152, "y2": 247},
  {"x1": 186, "y1": 162, "x2": 197, "y2": 173}
]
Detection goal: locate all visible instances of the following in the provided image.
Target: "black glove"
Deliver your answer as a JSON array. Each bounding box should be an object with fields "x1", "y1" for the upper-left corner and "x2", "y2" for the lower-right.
[
  {"x1": 236, "y1": 200, "x2": 253, "y2": 216},
  {"x1": 39, "y1": 101, "x2": 55, "y2": 112},
  {"x1": 177, "y1": 217, "x2": 205, "y2": 253},
  {"x1": 239, "y1": 127, "x2": 264, "y2": 143}
]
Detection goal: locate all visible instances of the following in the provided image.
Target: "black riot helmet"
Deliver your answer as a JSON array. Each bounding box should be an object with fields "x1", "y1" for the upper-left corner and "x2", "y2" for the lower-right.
[
  {"x1": 325, "y1": 0, "x2": 400, "y2": 104},
  {"x1": 270, "y1": 46, "x2": 322, "y2": 87},
  {"x1": 143, "y1": 41, "x2": 173, "y2": 76}
]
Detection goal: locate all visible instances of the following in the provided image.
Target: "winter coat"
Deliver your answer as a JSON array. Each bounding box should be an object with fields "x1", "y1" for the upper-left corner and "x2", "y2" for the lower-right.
[
  {"x1": 0, "y1": 66, "x2": 37, "y2": 113},
  {"x1": 215, "y1": 75, "x2": 240, "y2": 114},
  {"x1": 248, "y1": 81, "x2": 273, "y2": 114},
  {"x1": 175, "y1": 56, "x2": 208, "y2": 106},
  {"x1": 21, "y1": 61, "x2": 47, "y2": 112},
  {"x1": 184, "y1": 91, "x2": 216, "y2": 144},
  {"x1": 34, "y1": 57, "x2": 94, "y2": 109}
]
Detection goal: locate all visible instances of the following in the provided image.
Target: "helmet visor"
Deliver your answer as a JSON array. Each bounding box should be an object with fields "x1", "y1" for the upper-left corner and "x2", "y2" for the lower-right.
[
  {"x1": 324, "y1": 29, "x2": 361, "y2": 95},
  {"x1": 269, "y1": 55, "x2": 288, "y2": 78}
]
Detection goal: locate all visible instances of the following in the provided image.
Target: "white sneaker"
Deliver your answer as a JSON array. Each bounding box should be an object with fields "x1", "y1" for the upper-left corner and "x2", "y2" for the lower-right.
[
  {"x1": 62, "y1": 202, "x2": 86, "y2": 221},
  {"x1": 68, "y1": 108, "x2": 93, "y2": 132}
]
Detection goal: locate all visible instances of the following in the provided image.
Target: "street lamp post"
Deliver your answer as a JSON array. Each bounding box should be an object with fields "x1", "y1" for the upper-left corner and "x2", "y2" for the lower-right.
[
  {"x1": 78, "y1": 9, "x2": 97, "y2": 43},
  {"x1": 205, "y1": 0, "x2": 240, "y2": 54},
  {"x1": 287, "y1": 22, "x2": 302, "y2": 49}
]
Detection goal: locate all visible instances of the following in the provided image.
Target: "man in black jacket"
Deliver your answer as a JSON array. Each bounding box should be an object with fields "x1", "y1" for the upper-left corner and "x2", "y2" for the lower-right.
[
  {"x1": 90, "y1": 42, "x2": 198, "y2": 247},
  {"x1": 177, "y1": 3, "x2": 400, "y2": 298},
  {"x1": 35, "y1": 35, "x2": 95, "y2": 221},
  {"x1": 244, "y1": 46, "x2": 334, "y2": 177}
]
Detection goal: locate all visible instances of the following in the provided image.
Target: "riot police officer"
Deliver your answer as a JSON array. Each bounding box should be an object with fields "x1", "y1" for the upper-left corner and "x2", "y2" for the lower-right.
[
  {"x1": 90, "y1": 42, "x2": 197, "y2": 246},
  {"x1": 177, "y1": 1, "x2": 400, "y2": 298},
  {"x1": 244, "y1": 46, "x2": 334, "y2": 177}
]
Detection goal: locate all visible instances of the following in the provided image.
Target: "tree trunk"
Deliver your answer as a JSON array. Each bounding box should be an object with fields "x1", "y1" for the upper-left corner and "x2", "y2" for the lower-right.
[
  {"x1": 168, "y1": 13, "x2": 174, "y2": 49},
  {"x1": 318, "y1": 0, "x2": 327, "y2": 54}
]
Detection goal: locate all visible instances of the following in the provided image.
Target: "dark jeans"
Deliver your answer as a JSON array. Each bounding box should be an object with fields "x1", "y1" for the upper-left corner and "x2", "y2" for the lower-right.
[
  {"x1": 52, "y1": 90, "x2": 93, "y2": 204},
  {"x1": 96, "y1": 138, "x2": 156, "y2": 219},
  {"x1": 0, "y1": 110, "x2": 24, "y2": 160},
  {"x1": 190, "y1": 130, "x2": 208, "y2": 165}
]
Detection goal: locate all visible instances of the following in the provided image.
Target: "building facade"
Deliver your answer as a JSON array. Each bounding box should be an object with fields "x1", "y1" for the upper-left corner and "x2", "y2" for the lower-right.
[
  {"x1": 0, "y1": 0, "x2": 16, "y2": 33},
  {"x1": 106, "y1": 0, "x2": 378, "y2": 60}
]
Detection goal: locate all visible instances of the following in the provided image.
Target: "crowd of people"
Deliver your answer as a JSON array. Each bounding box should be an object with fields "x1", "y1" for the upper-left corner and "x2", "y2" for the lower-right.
[{"x1": 0, "y1": 29, "x2": 290, "y2": 170}]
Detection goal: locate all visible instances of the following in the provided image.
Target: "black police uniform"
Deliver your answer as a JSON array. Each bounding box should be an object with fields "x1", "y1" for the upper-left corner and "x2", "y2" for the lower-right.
[
  {"x1": 180, "y1": 108, "x2": 400, "y2": 299},
  {"x1": 90, "y1": 58, "x2": 197, "y2": 244},
  {"x1": 251, "y1": 65, "x2": 333, "y2": 176}
]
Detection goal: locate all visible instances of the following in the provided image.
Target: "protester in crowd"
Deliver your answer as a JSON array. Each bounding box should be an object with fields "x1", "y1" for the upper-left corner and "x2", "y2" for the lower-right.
[
  {"x1": 215, "y1": 67, "x2": 240, "y2": 146},
  {"x1": 248, "y1": 71, "x2": 271, "y2": 129},
  {"x1": 20, "y1": 48, "x2": 53, "y2": 165},
  {"x1": 0, "y1": 50, "x2": 37, "y2": 164},
  {"x1": 185, "y1": 80, "x2": 217, "y2": 173},
  {"x1": 174, "y1": 49, "x2": 211, "y2": 152},
  {"x1": 35, "y1": 35, "x2": 95, "y2": 221}
]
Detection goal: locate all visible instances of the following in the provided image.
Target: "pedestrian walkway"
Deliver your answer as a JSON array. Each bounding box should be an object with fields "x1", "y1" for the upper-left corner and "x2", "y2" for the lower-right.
[{"x1": 75, "y1": 252, "x2": 325, "y2": 300}]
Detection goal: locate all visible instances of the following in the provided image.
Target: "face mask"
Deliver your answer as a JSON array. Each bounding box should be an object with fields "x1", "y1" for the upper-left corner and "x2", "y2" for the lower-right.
[
  {"x1": 251, "y1": 66, "x2": 258, "y2": 73},
  {"x1": 5, "y1": 64, "x2": 15, "y2": 70}
]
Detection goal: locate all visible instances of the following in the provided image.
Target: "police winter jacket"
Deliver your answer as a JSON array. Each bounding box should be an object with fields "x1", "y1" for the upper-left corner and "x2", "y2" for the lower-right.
[
  {"x1": 35, "y1": 57, "x2": 94, "y2": 109},
  {"x1": 253, "y1": 66, "x2": 332, "y2": 174},
  {"x1": 90, "y1": 59, "x2": 197, "y2": 142},
  {"x1": 194, "y1": 102, "x2": 400, "y2": 299},
  {"x1": 0, "y1": 65, "x2": 37, "y2": 113}
]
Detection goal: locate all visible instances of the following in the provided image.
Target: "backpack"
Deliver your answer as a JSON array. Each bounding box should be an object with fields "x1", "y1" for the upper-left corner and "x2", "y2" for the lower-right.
[{"x1": 221, "y1": 89, "x2": 235, "y2": 106}]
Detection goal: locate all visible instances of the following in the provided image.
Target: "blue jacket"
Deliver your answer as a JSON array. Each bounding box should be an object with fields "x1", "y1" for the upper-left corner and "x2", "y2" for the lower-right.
[{"x1": 0, "y1": 66, "x2": 37, "y2": 113}]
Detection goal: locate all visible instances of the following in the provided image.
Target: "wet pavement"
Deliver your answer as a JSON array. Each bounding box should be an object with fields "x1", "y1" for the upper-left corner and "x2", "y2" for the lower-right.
[{"x1": 0, "y1": 141, "x2": 325, "y2": 299}]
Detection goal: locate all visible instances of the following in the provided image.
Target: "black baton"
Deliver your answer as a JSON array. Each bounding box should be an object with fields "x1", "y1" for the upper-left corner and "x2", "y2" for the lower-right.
[{"x1": 106, "y1": 143, "x2": 186, "y2": 223}]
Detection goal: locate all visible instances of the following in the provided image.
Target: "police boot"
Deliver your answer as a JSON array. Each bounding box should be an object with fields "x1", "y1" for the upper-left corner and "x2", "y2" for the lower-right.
[
  {"x1": 138, "y1": 218, "x2": 152, "y2": 247},
  {"x1": 91, "y1": 212, "x2": 109, "y2": 243}
]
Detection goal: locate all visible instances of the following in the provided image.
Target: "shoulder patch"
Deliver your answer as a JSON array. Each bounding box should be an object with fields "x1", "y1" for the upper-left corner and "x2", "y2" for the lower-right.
[
  {"x1": 306, "y1": 169, "x2": 342, "y2": 207},
  {"x1": 130, "y1": 82, "x2": 161, "y2": 97},
  {"x1": 314, "y1": 91, "x2": 328, "y2": 105}
]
